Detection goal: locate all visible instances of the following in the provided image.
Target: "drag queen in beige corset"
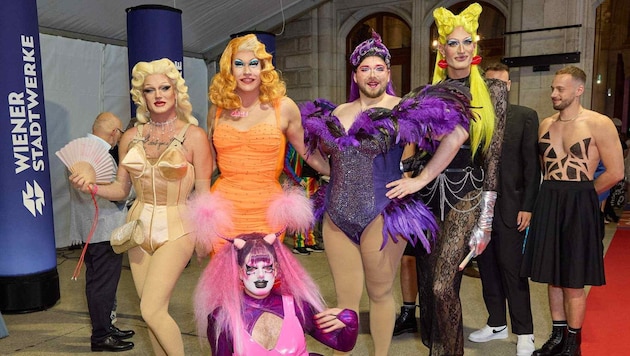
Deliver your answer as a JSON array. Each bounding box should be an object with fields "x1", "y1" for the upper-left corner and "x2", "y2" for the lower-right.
[
  {"x1": 123, "y1": 123, "x2": 196, "y2": 253},
  {"x1": 70, "y1": 58, "x2": 212, "y2": 356}
]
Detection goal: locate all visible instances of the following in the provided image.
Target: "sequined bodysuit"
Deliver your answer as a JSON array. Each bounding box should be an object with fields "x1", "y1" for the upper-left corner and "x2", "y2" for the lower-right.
[
  {"x1": 122, "y1": 124, "x2": 195, "y2": 254},
  {"x1": 320, "y1": 115, "x2": 405, "y2": 244},
  {"x1": 302, "y1": 84, "x2": 472, "y2": 250}
]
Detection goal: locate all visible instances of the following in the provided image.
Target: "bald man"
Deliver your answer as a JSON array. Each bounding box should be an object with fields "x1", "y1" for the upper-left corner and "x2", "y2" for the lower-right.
[{"x1": 68, "y1": 112, "x2": 135, "y2": 352}]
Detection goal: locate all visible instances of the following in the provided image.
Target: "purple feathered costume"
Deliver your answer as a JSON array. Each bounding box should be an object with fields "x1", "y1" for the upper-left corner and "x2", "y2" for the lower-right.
[{"x1": 301, "y1": 82, "x2": 473, "y2": 252}]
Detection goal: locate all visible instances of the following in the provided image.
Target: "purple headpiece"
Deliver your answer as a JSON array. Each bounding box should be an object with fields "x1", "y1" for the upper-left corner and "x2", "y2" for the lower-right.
[
  {"x1": 348, "y1": 31, "x2": 396, "y2": 101},
  {"x1": 350, "y1": 31, "x2": 391, "y2": 68}
]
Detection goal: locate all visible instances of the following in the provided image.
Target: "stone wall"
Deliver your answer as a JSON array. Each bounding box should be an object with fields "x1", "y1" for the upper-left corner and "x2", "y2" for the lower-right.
[{"x1": 223, "y1": 0, "x2": 603, "y2": 118}]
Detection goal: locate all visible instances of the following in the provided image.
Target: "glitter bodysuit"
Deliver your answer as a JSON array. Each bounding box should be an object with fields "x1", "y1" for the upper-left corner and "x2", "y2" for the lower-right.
[
  {"x1": 302, "y1": 84, "x2": 472, "y2": 250},
  {"x1": 321, "y1": 115, "x2": 404, "y2": 244}
]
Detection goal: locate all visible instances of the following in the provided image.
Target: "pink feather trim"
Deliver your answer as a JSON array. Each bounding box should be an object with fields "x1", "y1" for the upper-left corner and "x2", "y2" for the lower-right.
[
  {"x1": 267, "y1": 184, "x2": 314, "y2": 234},
  {"x1": 187, "y1": 191, "x2": 234, "y2": 256}
]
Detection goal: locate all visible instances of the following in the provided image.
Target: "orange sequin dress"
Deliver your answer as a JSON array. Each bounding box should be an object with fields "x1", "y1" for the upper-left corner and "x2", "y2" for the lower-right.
[{"x1": 211, "y1": 102, "x2": 286, "y2": 249}]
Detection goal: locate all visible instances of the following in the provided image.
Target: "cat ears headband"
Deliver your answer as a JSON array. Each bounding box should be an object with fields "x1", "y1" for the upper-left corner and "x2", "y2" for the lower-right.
[
  {"x1": 433, "y1": 2, "x2": 482, "y2": 45},
  {"x1": 233, "y1": 233, "x2": 278, "y2": 250}
]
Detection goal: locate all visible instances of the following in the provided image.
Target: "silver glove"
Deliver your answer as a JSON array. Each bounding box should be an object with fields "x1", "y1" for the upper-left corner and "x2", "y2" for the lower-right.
[{"x1": 468, "y1": 191, "x2": 497, "y2": 256}]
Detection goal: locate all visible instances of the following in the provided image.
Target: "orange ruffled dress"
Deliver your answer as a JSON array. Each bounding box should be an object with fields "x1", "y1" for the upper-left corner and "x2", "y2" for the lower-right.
[
  {"x1": 211, "y1": 102, "x2": 286, "y2": 250},
  {"x1": 122, "y1": 124, "x2": 195, "y2": 254}
]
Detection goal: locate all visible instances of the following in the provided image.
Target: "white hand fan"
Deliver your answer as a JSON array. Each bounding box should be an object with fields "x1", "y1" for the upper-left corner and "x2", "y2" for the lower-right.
[{"x1": 56, "y1": 137, "x2": 116, "y2": 183}]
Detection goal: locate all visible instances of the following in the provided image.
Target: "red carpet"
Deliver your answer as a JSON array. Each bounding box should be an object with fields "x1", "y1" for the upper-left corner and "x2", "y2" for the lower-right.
[{"x1": 581, "y1": 223, "x2": 630, "y2": 355}]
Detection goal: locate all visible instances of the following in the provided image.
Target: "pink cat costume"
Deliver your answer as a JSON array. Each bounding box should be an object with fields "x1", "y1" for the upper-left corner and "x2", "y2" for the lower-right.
[{"x1": 192, "y1": 187, "x2": 358, "y2": 356}]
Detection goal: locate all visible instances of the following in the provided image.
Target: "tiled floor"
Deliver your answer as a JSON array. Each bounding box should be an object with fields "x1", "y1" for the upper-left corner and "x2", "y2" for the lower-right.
[{"x1": 0, "y1": 222, "x2": 617, "y2": 355}]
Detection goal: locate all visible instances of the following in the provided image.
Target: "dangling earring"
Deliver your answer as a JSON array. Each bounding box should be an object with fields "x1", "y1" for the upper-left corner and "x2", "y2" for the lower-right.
[
  {"x1": 438, "y1": 59, "x2": 448, "y2": 69},
  {"x1": 471, "y1": 55, "x2": 482, "y2": 65}
]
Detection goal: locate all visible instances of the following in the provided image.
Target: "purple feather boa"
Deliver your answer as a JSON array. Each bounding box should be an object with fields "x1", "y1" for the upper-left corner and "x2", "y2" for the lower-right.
[
  {"x1": 301, "y1": 81, "x2": 473, "y2": 157},
  {"x1": 382, "y1": 196, "x2": 438, "y2": 253}
]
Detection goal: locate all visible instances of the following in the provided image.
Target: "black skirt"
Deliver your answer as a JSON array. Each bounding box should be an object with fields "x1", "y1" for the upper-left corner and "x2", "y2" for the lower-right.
[{"x1": 521, "y1": 180, "x2": 605, "y2": 287}]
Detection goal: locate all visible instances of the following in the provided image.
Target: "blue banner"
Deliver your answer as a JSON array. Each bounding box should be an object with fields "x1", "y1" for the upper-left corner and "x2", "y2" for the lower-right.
[
  {"x1": 0, "y1": 0, "x2": 59, "y2": 312},
  {"x1": 127, "y1": 5, "x2": 184, "y2": 119}
]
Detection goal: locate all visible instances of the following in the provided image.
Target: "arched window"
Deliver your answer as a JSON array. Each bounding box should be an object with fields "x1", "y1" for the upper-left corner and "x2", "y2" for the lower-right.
[{"x1": 346, "y1": 13, "x2": 411, "y2": 98}]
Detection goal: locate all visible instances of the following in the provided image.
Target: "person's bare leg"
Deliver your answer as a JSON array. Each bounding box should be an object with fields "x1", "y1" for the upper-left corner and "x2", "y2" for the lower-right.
[
  {"x1": 130, "y1": 235, "x2": 194, "y2": 356},
  {"x1": 361, "y1": 216, "x2": 407, "y2": 356},
  {"x1": 323, "y1": 214, "x2": 363, "y2": 356},
  {"x1": 548, "y1": 285, "x2": 566, "y2": 321},
  {"x1": 562, "y1": 287, "x2": 586, "y2": 328}
]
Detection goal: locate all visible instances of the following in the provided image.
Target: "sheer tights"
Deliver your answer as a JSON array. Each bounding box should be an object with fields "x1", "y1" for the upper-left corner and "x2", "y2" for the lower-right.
[
  {"x1": 323, "y1": 214, "x2": 406, "y2": 356},
  {"x1": 128, "y1": 233, "x2": 195, "y2": 356}
]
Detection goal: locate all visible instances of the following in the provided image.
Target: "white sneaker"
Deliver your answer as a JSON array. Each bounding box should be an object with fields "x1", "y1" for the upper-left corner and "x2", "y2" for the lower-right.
[
  {"x1": 516, "y1": 334, "x2": 535, "y2": 356},
  {"x1": 468, "y1": 324, "x2": 508, "y2": 342}
]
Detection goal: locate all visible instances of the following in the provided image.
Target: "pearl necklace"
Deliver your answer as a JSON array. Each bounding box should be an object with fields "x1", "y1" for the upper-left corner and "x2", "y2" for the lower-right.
[{"x1": 149, "y1": 116, "x2": 177, "y2": 134}]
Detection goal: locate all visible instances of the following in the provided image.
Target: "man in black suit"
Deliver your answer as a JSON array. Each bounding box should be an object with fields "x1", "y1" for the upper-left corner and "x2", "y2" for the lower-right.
[
  {"x1": 69, "y1": 112, "x2": 135, "y2": 352},
  {"x1": 468, "y1": 63, "x2": 540, "y2": 356}
]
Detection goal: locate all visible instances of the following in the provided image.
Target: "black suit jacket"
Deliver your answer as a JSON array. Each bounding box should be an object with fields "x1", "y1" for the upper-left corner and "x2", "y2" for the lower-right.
[{"x1": 495, "y1": 104, "x2": 541, "y2": 228}]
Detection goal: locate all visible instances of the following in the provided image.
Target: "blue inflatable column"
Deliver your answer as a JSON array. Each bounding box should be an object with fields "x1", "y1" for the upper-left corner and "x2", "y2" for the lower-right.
[
  {"x1": 0, "y1": 0, "x2": 59, "y2": 313},
  {"x1": 126, "y1": 5, "x2": 184, "y2": 119}
]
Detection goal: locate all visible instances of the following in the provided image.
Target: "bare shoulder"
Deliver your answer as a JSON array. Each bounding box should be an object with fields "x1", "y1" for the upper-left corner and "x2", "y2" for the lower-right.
[
  {"x1": 279, "y1": 96, "x2": 300, "y2": 121},
  {"x1": 539, "y1": 114, "x2": 556, "y2": 132},
  {"x1": 584, "y1": 110, "x2": 618, "y2": 140},
  {"x1": 279, "y1": 95, "x2": 297, "y2": 106},
  {"x1": 585, "y1": 109, "x2": 613, "y2": 126},
  {"x1": 185, "y1": 124, "x2": 208, "y2": 140}
]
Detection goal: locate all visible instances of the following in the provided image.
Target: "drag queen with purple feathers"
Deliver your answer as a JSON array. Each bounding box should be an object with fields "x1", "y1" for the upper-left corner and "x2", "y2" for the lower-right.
[{"x1": 300, "y1": 31, "x2": 472, "y2": 355}]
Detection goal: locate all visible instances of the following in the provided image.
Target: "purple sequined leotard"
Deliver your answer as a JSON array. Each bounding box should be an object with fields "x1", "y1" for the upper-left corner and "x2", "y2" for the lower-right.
[{"x1": 301, "y1": 83, "x2": 473, "y2": 251}]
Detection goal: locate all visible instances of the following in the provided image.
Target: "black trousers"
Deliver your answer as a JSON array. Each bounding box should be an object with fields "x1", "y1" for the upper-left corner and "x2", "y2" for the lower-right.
[
  {"x1": 476, "y1": 207, "x2": 533, "y2": 335},
  {"x1": 84, "y1": 241, "x2": 123, "y2": 342}
]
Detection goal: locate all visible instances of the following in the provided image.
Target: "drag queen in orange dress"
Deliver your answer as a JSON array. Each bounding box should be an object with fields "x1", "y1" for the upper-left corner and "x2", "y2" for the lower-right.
[{"x1": 206, "y1": 34, "x2": 329, "y2": 250}]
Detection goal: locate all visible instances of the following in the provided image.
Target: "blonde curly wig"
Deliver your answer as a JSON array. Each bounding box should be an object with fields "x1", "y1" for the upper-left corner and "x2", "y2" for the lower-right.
[
  {"x1": 209, "y1": 34, "x2": 286, "y2": 110},
  {"x1": 130, "y1": 58, "x2": 198, "y2": 126}
]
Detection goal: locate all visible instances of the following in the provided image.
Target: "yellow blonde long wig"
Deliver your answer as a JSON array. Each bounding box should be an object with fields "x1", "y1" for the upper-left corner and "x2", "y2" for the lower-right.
[{"x1": 432, "y1": 3, "x2": 494, "y2": 157}]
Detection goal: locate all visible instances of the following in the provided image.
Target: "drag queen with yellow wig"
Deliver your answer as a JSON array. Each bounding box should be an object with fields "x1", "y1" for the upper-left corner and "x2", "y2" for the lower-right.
[{"x1": 407, "y1": 3, "x2": 508, "y2": 355}]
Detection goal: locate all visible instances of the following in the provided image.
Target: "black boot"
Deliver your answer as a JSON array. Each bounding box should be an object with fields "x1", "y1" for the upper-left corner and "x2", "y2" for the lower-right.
[
  {"x1": 393, "y1": 305, "x2": 417, "y2": 336},
  {"x1": 557, "y1": 329, "x2": 581, "y2": 356},
  {"x1": 533, "y1": 325, "x2": 567, "y2": 356}
]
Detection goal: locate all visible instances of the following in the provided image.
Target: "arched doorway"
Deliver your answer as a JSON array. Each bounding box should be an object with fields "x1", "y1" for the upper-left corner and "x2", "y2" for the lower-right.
[
  {"x1": 428, "y1": 2, "x2": 506, "y2": 79},
  {"x1": 346, "y1": 13, "x2": 411, "y2": 98},
  {"x1": 593, "y1": 0, "x2": 630, "y2": 133}
]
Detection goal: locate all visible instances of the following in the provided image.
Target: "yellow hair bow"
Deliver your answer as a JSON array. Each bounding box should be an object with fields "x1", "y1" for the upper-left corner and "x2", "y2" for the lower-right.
[{"x1": 434, "y1": 3, "x2": 482, "y2": 44}]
